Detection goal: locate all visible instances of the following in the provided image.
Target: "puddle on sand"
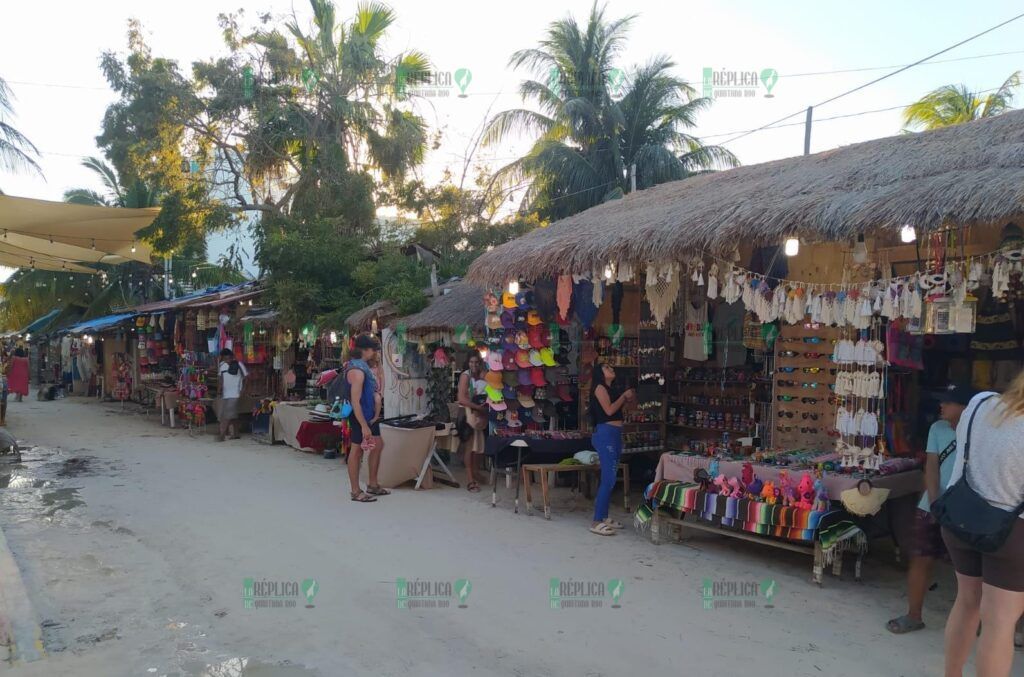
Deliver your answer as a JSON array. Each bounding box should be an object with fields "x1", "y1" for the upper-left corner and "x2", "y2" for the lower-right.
[
  {"x1": 40, "y1": 487, "x2": 85, "y2": 515},
  {"x1": 181, "y1": 658, "x2": 323, "y2": 677}
]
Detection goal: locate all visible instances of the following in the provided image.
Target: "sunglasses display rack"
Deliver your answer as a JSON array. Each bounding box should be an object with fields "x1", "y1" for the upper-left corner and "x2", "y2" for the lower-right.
[
  {"x1": 665, "y1": 364, "x2": 767, "y2": 451},
  {"x1": 772, "y1": 322, "x2": 841, "y2": 452}
]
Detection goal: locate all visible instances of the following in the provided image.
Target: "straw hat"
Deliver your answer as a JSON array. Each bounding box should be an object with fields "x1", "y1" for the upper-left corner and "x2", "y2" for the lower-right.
[{"x1": 840, "y1": 479, "x2": 890, "y2": 516}]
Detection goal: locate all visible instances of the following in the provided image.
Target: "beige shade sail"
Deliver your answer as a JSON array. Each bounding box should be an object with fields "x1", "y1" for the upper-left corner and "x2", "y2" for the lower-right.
[
  {"x1": 0, "y1": 195, "x2": 156, "y2": 264},
  {"x1": 0, "y1": 250, "x2": 97, "y2": 273},
  {"x1": 0, "y1": 233, "x2": 129, "y2": 264}
]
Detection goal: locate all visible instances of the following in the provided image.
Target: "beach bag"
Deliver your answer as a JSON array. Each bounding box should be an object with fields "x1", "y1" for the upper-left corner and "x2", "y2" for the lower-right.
[
  {"x1": 932, "y1": 395, "x2": 1024, "y2": 553},
  {"x1": 326, "y1": 367, "x2": 354, "y2": 420},
  {"x1": 742, "y1": 313, "x2": 766, "y2": 351}
]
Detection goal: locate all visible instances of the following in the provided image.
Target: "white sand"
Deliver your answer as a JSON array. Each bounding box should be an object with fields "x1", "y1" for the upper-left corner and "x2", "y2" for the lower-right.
[{"x1": 0, "y1": 397, "x2": 972, "y2": 676}]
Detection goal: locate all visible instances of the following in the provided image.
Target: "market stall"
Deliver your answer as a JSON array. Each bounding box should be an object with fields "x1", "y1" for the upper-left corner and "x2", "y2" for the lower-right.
[{"x1": 465, "y1": 110, "x2": 1024, "y2": 577}]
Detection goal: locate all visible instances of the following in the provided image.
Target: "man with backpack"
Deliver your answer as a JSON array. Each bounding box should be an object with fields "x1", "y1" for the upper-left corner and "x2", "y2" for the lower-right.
[{"x1": 217, "y1": 348, "x2": 248, "y2": 441}]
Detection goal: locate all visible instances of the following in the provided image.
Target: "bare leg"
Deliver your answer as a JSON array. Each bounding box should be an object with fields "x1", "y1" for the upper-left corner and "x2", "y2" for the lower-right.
[
  {"x1": 367, "y1": 436, "x2": 384, "y2": 488},
  {"x1": 1, "y1": 398, "x2": 7, "y2": 425},
  {"x1": 347, "y1": 446, "x2": 364, "y2": 495},
  {"x1": 218, "y1": 407, "x2": 229, "y2": 441},
  {"x1": 945, "y1": 572, "x2": 983, "y2": 677},
  {"x1": 976, "y1": 583, "x2": 1024, "y2": 677},
  {"x1": 906, "y1": 556, "x2": 933, "y2": 621}
]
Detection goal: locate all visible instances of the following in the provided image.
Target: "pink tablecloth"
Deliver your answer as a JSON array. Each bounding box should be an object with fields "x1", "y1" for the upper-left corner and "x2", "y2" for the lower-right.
[{"x1": 655, "y1": 453, "x2": 922, "y2": 501}]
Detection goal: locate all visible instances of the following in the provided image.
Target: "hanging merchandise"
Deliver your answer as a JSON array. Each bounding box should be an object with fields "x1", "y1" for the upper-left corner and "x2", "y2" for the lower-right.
[
  {"x1": 395, "y1": 324, "x2": 408, "y2": 354},
  {"x1": 682, "y1": 298, "x2": 709, "y2": 362},
  {"x1": 644, "y1": 263, "x2": 681, "y2": 327},
  {"x1": 573, "y1": 278, "x2": 599, "y2": 329}
]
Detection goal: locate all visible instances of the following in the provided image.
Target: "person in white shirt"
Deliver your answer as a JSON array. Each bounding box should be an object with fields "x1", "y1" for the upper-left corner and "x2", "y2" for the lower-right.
[
  {"x1": 217, "y1": 348, "x2": 248, "y2": 441},
  {"x1": 941, "y1": 371, "x2": 1024, "y2": 677}
]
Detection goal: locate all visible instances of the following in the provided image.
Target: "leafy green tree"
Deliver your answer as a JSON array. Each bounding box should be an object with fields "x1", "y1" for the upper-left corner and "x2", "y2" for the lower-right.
[
  {"x1": 0, "y1": 76, "x2": 41, "y2": 181},
  {"x1": 902, "y1": 71, "x2": 1021, "y2": 131},
  {"x1": 483, "y1": 3, "x2": 736, "y2": 220}
]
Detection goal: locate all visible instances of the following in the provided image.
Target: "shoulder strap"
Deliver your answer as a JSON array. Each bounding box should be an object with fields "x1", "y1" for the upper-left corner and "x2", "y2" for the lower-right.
[
  {"x1": 937, "y1": 438, "x2": 957, "y2": 467},
  {"x1": 961, "y1": 395, "x2": 996, "y2": 466}
]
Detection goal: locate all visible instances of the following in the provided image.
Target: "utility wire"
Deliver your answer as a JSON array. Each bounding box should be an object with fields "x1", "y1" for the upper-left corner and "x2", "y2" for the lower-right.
[{"x1": 718, "y1": 11, "x2": 1024, "y2": 146}]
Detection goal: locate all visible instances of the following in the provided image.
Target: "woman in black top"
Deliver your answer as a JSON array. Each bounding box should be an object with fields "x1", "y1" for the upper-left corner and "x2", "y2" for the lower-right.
[{"x1": 589, "y1": 362, "x2": 634, "y2": 536}]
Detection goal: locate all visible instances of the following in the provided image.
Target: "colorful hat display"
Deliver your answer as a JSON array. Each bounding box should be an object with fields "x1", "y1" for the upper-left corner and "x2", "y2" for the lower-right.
[
  {"x1": 503, "y1": 371, "x2": 518, "y2": 387},
  {"x1": 554, "y1": 383, "x2": 574, "y2": 401},
  {"x1": 530, "y1": 367, "x2": 547, "y2": 387},
  {"x1": 515, "y1": 331, "x2": 531, "y2": 349},
  {"x1": 527, "y1": 310, "x2": 543, "y2": 326},
  {"x1": 502, "y1": 350, "x2": 517, "y2": 370},
  {"x1": 517, "y1": 386, "x2": 536, "y2": 408},
  {"x1": 484, "y1": 371, "x2": 503, "y2": 389},
  {"x1": 539, "y1": 347, "x2": 557, "y2": 367},
  {"x1": 484, "y1": 292, "x2": 500, "y2": 313},
  {"x1": 528, "y1": 349, "x2": 544, "y2": 367},
  {"x1": 502, "y1": 386, "x2": 518, "y2": 401},
  {"x1": 502, "y1": 291, "x2": 518, "y2": 309},
  {"x1": 486, "y1": 313, "x2": 502, "y2": 330},
  {"x1": 515, "y1": 349, "x2": 532, "y2": 368},
  {"x1": 518, "y1": 369, "x2": 533, "y2": 386},
  {"x1": 486, "y1": 350, "x2": 503, "y2": 371}
]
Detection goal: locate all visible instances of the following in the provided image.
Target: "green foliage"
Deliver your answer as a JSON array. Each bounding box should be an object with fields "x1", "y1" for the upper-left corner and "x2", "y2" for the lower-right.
[
  {"x1": 0, "y1": 76, "x2": 42, "y2": 178},
  {"x1": 902, "y1": 71, "x2": 1022, "y2": 131},
  {"x1": 483, "y1": 2, "x2": 736, "y2": 220}
]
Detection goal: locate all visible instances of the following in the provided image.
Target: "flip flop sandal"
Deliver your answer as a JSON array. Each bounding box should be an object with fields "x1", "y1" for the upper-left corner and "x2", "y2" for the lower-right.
[
  {"x1": 589, "y1": 523, "x2": 616, "y2": 536},
  {"x1": 467, "y1": 482, "x2": 481, "y2": 492},
  {"x1": 350, "y1": 492, "x2": 377, "y2": 503},
  {"x1": 604, "y1": 519, "x2": 624, "y2": 529},
  {"x1": 886, "y1": 615, "x2": 925, "y2": 634},
  {"x1": 366, "y1": 486, "x2": 391, "y2": 496}
]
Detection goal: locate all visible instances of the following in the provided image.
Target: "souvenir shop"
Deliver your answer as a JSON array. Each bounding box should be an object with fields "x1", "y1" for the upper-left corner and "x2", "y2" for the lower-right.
[{"x1": 467, "y1": 213, "x2": 1022, "y2": 581}]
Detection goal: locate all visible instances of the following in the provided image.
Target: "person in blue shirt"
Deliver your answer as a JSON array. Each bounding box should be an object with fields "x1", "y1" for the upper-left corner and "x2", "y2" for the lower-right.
[
  {"x1": 346, "y1": 335, "x2": 387, "y2": 503},
  {"x1": 887, "y1": 384, "x2": 976, "y2": 634}
]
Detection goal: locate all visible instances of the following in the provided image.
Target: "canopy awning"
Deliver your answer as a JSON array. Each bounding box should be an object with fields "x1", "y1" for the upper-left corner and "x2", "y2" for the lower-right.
[
  {"x1": 19, "y1": 308, "x2": 62, "y2": 335},
  {"x1": 0, "y1": 195, "x2": 157, "y2": 270},
  {"x1": 127, "y1": 283, "x2": 259, "y2": 314},
  {"x1": 63, "y1": 312, "x2": 138, "y2": 335}
]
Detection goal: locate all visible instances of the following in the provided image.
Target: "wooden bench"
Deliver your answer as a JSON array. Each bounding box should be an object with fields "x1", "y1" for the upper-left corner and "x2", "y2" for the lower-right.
[{"x1": 521, "y1": 463, "x2": 630, "y2": 520}]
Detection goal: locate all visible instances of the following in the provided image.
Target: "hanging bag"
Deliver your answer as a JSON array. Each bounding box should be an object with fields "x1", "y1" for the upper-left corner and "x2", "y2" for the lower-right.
[{"x1": 932, "y1": 395, "x2": 1024, "y2": 553}]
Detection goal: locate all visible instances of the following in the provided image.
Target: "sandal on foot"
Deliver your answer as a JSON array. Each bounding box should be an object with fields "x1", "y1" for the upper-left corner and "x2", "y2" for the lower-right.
[
  {"x1": 604, "y1": 519, "x2": 624, "y2": 529},
  {"x1": 886, "y1": 615, "x2": 925, "y2": 634},
  {"x1": 366, "y1": 485, "x2": 391, "y2": 496},
  {"x1": 589, "y1": 523, "x2": 616, "y2": 536},
  {"x1": 350, "y1": 491, "x2": 377, "y2": 503},
  {"x1": 467, "y1": 482, "x2": 481, "y2": 493}
]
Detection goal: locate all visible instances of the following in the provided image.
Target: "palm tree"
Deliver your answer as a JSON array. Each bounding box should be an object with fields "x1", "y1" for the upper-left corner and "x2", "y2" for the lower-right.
[
  {"x1": 483, "y1": 3, "x2": 736, "y2": 220},
  {"x1": 902, "y1": 71, "x2": 1021, "y2": 131},
  {"x1": 0, "y1": 76, "x2": 42, "y2": 179},
  {"x1": 62, "y1": 156, "x2": 159, "y2": 208}
]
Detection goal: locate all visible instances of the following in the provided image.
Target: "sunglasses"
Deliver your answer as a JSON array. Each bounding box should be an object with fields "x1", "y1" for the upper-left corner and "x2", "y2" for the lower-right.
[
  {"x1": 803, "y1": 352, "x2": 825, "y2": 359},
  {"x1": 778, "y1": 411, "x2": 795, "y2": 418},
  {"x1": 776, "y1": 425, "x2": 793, "y2": 432},
  {"x1": 826, "y1": 429, "x2": 841, "y2": 437},
  {"x1": 800, "y1": 427, "x2": 819, "y2": 434},
  {"x1": 778, "y1": 367, "x2": 797, "y2": 373},
  {"x1": 802, "y1": 367, "x2": 823, "y2": 374},
  {"x1": 802, "y1": 412, "x2": 819, "y2": 420},
  {"x1": 802, "y1": 337, "x2": 823, "y2": 344},
  {"x1": 777, "y1": 350, "x2": 798, "y2": 358},
  {"x1": 777, "y1": 395, "x2": 796, "y2": 401},
  {"x1": 801, "y1": 397, "x2": 819, "y2": 404},
  {"x1": 801, "y1": 382, "x2": 820, "y2": 388},
  {"x1": 777, "y1": 379, "x2": 797, "y2": 387}
]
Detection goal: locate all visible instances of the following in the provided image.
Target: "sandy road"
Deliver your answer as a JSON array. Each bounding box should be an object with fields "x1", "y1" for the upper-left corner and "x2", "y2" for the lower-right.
[{"x1": 0, "y1": 397, "x2": 963, "y2": 676}]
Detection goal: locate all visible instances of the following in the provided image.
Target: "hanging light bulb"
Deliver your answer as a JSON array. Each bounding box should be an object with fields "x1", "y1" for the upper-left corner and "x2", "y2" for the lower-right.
[
  {"x1": 508, "y1": 279, "x2": 520, "y2": 295},
  {"x1": 131, "y1": 241, "x2": 137, "y2": 254},
  {"x1": 784, "y1": 237, "x2": 800, "y2": 257},
  {"x1": 247, "y1": 299, "x2": 253, "y2": 306},
  {"x1": 91, "y1": 239, "x2": 96, "y2": 250},
  {"x1": 371, "y1": 318, "x2": 379, "y2": 335},
  {"x1": 192, "y1": 270, "x2": 198, "y2": 278},
  {"x1": 329, "y1": 331, "x2": 338, "y2": 345},
  {"x1": 603, "y1": 264, "x2": 613, "y2": 280},
  {"x1": 852, "y1": 234, "x2": 868, "y2": 264},
  {"x1": 478, "y1": 346, "x2": 488, "y2": 359},
  {"x1": 900, "y1": 224, "x2": 917, "y2": 243}
]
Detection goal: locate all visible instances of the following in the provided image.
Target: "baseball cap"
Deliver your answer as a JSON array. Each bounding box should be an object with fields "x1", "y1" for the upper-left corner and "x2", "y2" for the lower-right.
[
  {"x1": 502, "y1": 291, "x2": 517, "y2": 309},
  {"x1": 500, "y1": 310, "x2": 516, "y2": 329},
  {"x1": 502, "y1": 370, "x2": 518, "y2": 387},
  {"x1": 515, "y1": 330, "x2": 531, "y2": 349},
  {"x1": 483, "y1": 291, "x2": 500, "y2": 313},
  {"x1": 486, "y1": 312, "x2": 502, "y2": 330},
  {"x1": 486, "y1": 350, "x2": 503, "y2": 371},
  {"x1": 529, "y1": 349, "x2": 544, "y2": 367},
  {"x1": 354, "y1": 334, "x2": 380, "y2": 350},
  {"x1": 539, "y1": 347, "x2": 557, "y2": 367},
  {"x1": 517, "y1": 387, "x2": 536, "y2": 408},
  {"x1": 488, "y1": 398, "x2": 507, "y2": 412},
  {"x1": 485, "y1": 384, "x2": 504, "y2": 402},
  {"x1": 484, "y1": 371, "x2": 502, "y2": 389},
  {"x1": 502, "y1": 350, "x2": 517, "y2": 370},
  {"x1": 518, "y1": 368, "x2": 533, "y2": 386},
  {"x1": 527, "y1": 310, "x2": 543, "y2": 326},
  {"x1": 939, "y1": 384, "x2": 980, "y2": 406},
  {"x1": 503, "y1": 386, "x2": 518, "y2": 401},
  {"x1": 515, "y1": 349, "x2": 532, "y2": 368},
  {"x1": 554, "y1": 383, "x2": 574, "y2": 401},
  {"x1": 531, "y1": 367, "x2": 547, "y2": 387}
]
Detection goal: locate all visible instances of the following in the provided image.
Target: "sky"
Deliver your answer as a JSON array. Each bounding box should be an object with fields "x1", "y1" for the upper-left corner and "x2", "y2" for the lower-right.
[{"x1": 2, "y1": 0, "x2": 1024, "y2": 278}]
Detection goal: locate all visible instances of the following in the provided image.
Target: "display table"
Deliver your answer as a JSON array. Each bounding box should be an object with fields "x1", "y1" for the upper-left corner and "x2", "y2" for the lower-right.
[
  {"x1": 655, "y1": 453, "x2": 923, "y2": 500},
  {"x1": 485, "y1": 435, "x2": 593, "y2": 511},
  {"x1": 295, "y1": 421, "x2": 343, "y2": 453},
  {"x1": 639, "y1": 481, "x2": 867, "y2": 585},
  {"x1": 522, "y1": 462, "x2": 630, "y2": 519},
  {"x1": 358, "y1": 423, "x2": 447, "y2": 490},
  {"x1": 271, "y1": 402, "x2": 313, "y2": 450}
]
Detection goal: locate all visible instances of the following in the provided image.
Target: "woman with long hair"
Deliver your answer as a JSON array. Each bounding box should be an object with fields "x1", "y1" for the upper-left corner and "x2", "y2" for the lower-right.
[
  {"x1": 941, "y1": 370, "x2": 1024, "y2": 677},
  {"x1": 457, "y1": 353, "x2": 488, "y2": 492},
  {"x1": 587, "y1": 362, "x2": 634, "y2": 536}
]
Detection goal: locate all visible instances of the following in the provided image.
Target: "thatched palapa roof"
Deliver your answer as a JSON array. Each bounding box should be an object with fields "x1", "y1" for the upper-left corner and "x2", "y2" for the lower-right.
[
  {"x1": 345, "y1": 300, "x2": 398, "y2": 331},
  {"x1": 467, "y1": 110, "x2": 1024, "y2": 286},
  {"x1": 399, "y1": 281, "x2": 484, "y2": 334}
]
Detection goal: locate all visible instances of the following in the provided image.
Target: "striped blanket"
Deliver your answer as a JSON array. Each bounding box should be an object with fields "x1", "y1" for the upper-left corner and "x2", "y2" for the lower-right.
[{"x1": 634, "y1": 481, "x2": 828, "y2": 543}]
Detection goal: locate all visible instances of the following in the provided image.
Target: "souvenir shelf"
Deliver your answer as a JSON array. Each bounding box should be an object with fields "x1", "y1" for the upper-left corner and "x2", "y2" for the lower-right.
[
  {"x1": 771, "y1": 322, "x2": 840, "y2": 452},
  {"x1": 666, "y1": 364, "x2": 763, "y2": 450}
]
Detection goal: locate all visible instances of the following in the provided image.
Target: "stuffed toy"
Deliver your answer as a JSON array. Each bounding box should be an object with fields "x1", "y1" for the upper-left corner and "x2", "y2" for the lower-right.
[
  {"x1": 761, "y1": 480, "x2": 776, "y2": 505},
  {"x1": 693, "y1": 468, "x2": 712, "y2": 493},
  {"x1": 795, "y1": 472, "x2": 815, "y2": 510},
  {"x1": 727, "y1": 477, "x2": 743, "y2": 498},
  {"x1": 741, "y1": 462, "x2": 754, "y2": 490},
  {"x1": 778, "y1": 471, "x2": 795, "y2": 507},
  {"x1": 813, "y1": 479, "x2": 830, "y2": 512},
  {"x1": 713, "y1": 473, "x2": 730, "y2": 495},
  {"x1": 747, "y1": 477, "x2": 763, "y2": 500},
  {"x1": 708, "y1": 458, "x2": 720, "y2": 479}
]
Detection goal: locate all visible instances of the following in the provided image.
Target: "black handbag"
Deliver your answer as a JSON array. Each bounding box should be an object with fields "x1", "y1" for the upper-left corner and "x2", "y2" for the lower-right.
[{"x1": 932, "y1": 395, "x2": 1024, "y2": 553}]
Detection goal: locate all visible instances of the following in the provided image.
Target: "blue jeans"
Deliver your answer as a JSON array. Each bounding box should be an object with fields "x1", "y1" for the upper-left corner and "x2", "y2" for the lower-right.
[{"x1": 591, "y1": 423, "x2": 623, "y2": 522}]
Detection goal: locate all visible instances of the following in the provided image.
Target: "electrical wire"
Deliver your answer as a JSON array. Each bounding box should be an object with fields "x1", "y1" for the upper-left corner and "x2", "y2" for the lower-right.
[{"x1": 717, "y1": 11, "x2": 1024, "y2": 146}]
